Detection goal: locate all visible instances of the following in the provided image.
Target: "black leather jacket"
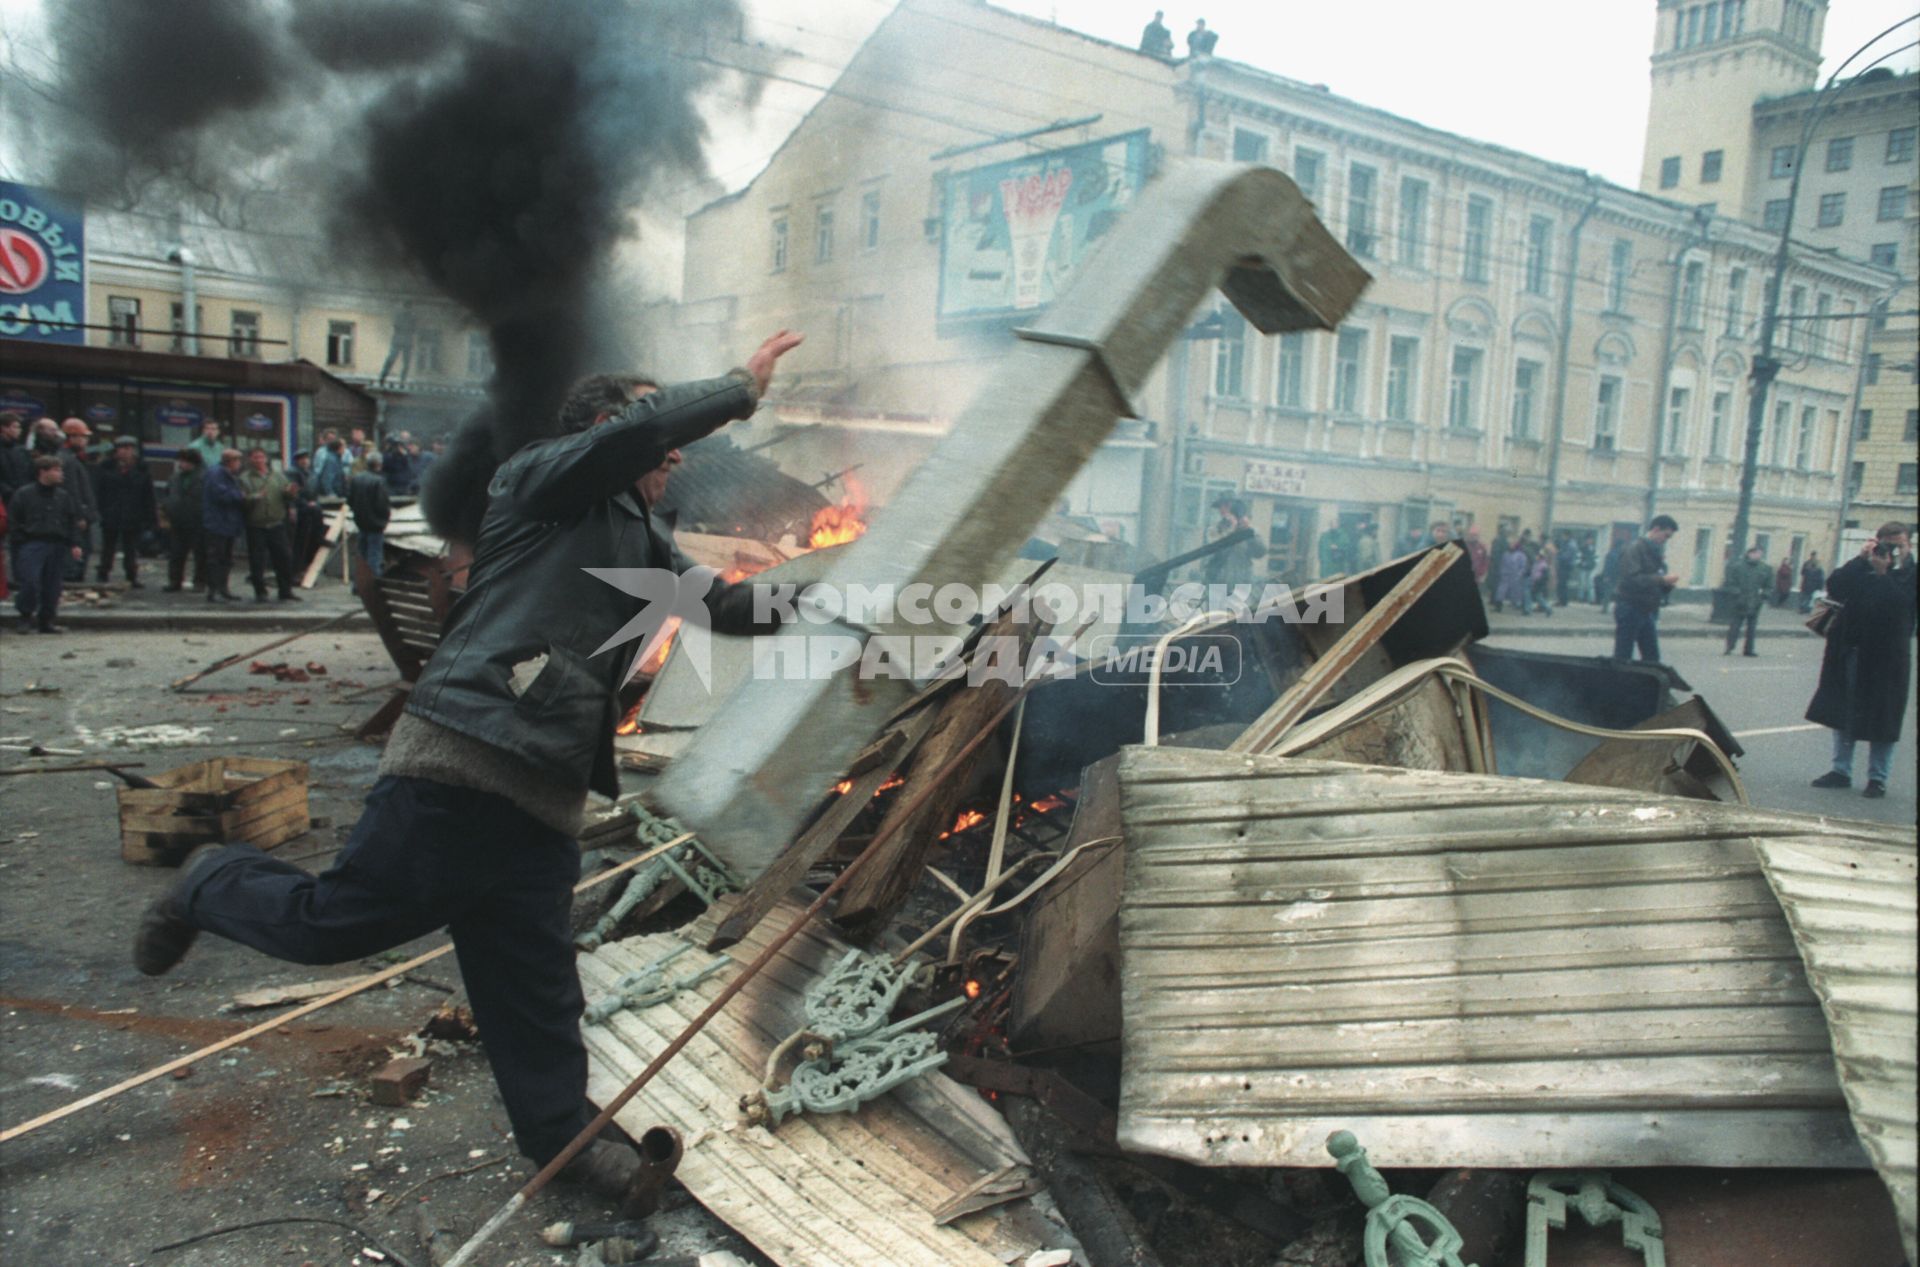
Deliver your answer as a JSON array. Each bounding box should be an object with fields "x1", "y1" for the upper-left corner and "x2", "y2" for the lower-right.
[{"x1": 407, "y1": 373, "x2": 772, "y2": 798}]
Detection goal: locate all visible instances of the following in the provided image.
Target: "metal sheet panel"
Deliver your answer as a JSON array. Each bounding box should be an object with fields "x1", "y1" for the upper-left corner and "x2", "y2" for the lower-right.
[
  {"x1": 1756, "y1": 836, "x2": 1919, "y2": 1264},
  {"x1": 579, "y1": 900, "x2": 1064, "y2": 1267},
  {"x1": 1114, "y1": 747, "x2": 1902, "y2": 1170}
]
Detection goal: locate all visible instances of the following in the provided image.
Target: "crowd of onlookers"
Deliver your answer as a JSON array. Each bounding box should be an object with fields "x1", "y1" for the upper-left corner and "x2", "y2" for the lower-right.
[{"x1": 1, "y1": 410, "x2": 435, "y2": 632}]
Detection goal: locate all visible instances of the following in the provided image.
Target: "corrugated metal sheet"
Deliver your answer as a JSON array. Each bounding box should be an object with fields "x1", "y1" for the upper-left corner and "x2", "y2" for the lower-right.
[
  {"x1": 1756, "y1": 836, "x2": 1919, "y2": 1264},
  {"x1": 578, "y1": 899, "x2": 1066, "y2": 1267},
  {"x1": 1114, "y1": 747, "x2": 1909, "y2": 1170}
]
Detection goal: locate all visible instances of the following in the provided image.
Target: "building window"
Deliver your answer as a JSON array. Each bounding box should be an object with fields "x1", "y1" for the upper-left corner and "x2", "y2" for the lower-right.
[
  {"x1": 1333, "y1": 328, "x2": 1367, "y2": 413},
  {"x1": 108, "y1": 295, "x2": 140, "y2": 348},
  {"x1": 1763, "y1": 199, "x2": 1790, "y2": 231},
  {"x1": 1292, "y1": 148, "x2": 1325, "y2": 205},
  {"x1": 1447, "y1": 348, "x2": 1481, "y2": 430},
  {"x1": 1907, "y1": 409, "x2": 1919, "y2": 442},
  {"x1": 169, "y1": 301, "x2": 202, "y2": 354},
  {"x1": 1510, "y1": 360, "x2": 1541, "y2": 440},
  {"x1": 1796, "y1": 406, "x2": 1815, "y2": 469},
  {"x1": 1397, "y1": 177, "x2": 1428, "y2": 268},
  {"x1": 1679, "y1": 259, "x2": 1705, "y2": 328},
  {"x1": 1659, "y1": 156, "x2": 1681, "y2": 189},
  {"x1": 1817, "y1": 192, "x2": 1846, "y2": 227},
  {"x1": 1231, "y1": 128, "x2": 1269, "y2": 163},
  {"x1": 1594, "y1": 375, "x2": 1621, "y2": 451},
  {"x1": 815, "y1": 206, "x2": 835, "y2": 263},
  {"x1": 1889, "y1": 127, "x2": 1918, "y2": 164},
  {"x1": 1826, "y1": 136, "x2": 1854, "y2": 172},
  {"x1": 326, "y1": 320, "x2": 354, "y2": 368},
  {"x1": 1385, "y1": 336, "x2": 1419, "y2": 421},
  {"x1": 1857, "y1": 409, "x2": 1874, "y2": 439},
  {"x1": 1787, "y1": 285, "x2": 1807, "y2": 352},
  {"x1": 1463, "y1": 195, "x2": 1492, "y2": 283},
  {"x1": 1691, "y1": 527, "x2": 1713, "y2": 587},
  {"x1": 1899, "y1": 464, "x2": 1920, "y2": 496},
  {"x1": 1771, "y1": 400, "x2": 1792, "y2": 465},
  {"x1": 1870, "y1": 242, "x2": 1898, "y2": 267},
  {"x1": 771, "y1": 217, "x2": 789, "y2": 272},
  {"x1": 1212, "y1": 306, "x2": 1246, "y2": 399},
  {"x1": 1708, "y1": 389, "x2": 1732, "y2": 458},
  {"x1": 1866, "y1": 352, "x2": 1883, "y2": 385},
  {"x1": 1607, "y1": 239, "x2": 1631, "y2": 311},
  {"x1": 415, "y1": 326, "x2": 443, "y2": 376},
  {"x1": 861, "y1": 190, "x2": 881, "y2": 251},
  {"x1": 1701, "y1": 150, "x2": 1723, "y2": 183},
  {"x1": 1346, "y1": 164, "x2": 1378, "y2": 258},
  {"x1": 1877, "y1": 186, "x2": 1908, "y2": 222},
  {"x1": 229, "y1": 309, "x2": 260, "y2": 359},
  {"x1": 1849, "y1": 461, "x2": 1865, "y2": 496},
  {"x1": 1665, "y1": 386, "x2": 1690, "y2": 454},
  {"x1": 1813, "y1": 291, "x2": 1832, "y2": 356},
  {"x1": 1769, "y1": 146, "x2": 1796, "y2": 179},
  {"x1": 1523, "y1": 215, "x2": 1552, "y2": 296},
  {"x1": 1724, "y1": 267, "x2": 1746, "y2": 335},
  {"x1": 1685, "y1": 5, "x2": 1702, "y2": 46},
  {"x1": 1274, "y1": 332, "x2": 1306, "y2": 408},
  {"x1": 467, "y1": 332, "x2": 493, "y2": 379}
]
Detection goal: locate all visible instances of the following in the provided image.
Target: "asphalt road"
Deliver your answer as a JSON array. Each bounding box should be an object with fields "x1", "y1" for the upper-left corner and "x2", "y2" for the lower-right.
[{"x1": 1490, "y1": 627, "x2": 1916, "y2": 828}]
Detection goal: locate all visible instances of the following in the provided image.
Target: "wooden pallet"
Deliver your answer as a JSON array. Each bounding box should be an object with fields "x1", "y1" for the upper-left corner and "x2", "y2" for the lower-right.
[{"x1": 118, "y1": 757, "x2": 310, "y2": 865}]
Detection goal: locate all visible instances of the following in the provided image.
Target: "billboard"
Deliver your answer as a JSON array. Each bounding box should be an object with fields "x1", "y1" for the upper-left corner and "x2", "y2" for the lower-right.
[
  {"x1": 0, "y1": 181, "x2": 85, "y2": 346},
  {"x1": 938, "y1": 130, "x2": 1150, "y2": 320}
]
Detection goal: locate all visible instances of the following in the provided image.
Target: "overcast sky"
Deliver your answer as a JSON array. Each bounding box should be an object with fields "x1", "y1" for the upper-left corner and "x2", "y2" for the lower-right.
[{"x1": 720, "y1": 0, "x2": 1920, "y2": 192}]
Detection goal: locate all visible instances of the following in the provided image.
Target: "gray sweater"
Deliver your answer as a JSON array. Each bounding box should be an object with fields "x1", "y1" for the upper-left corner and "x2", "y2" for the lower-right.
[{"x1": 379, "y1": 710, "x2": 588, "y2": 836}]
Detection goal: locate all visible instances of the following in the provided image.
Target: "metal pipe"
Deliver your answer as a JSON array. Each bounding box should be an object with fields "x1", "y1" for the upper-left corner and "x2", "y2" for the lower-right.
[
  {"x1": 620, "y1": 1124, "x2": 683, "y2": 1219},
  {"x1": 1541, "y1": 180, "x2": 1602, "y2": 540},
  {"x1": 168, "y1": 246, "x2": 199, "y2": 355}
]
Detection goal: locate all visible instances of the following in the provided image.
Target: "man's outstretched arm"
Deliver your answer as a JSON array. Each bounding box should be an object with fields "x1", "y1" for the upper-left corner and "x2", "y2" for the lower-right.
[{"x1": 496, "y1": 332, "x2": 803, "y2": 519}]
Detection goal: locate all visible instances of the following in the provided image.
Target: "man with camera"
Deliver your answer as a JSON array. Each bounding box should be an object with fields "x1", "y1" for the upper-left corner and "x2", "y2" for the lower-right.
[{"x1": 1807, "y1": 522, "x2": 1916, "y2": 799}]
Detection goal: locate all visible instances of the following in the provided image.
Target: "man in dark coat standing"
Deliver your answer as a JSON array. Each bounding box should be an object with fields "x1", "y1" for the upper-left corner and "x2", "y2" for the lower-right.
[
  {"x1": 1807, "y1": 522, "x2": 1916, "y2": 799},
  {"x1": 1799, "y1": 553, "x2": 1825, "y2": 612},
  {"x1": 164, "y1": 449, "x2": 206, "y2": 592},
  {"x1": 1721, "y1": 544, "x2": 1770, "y2": 657},
  {"x1": 201, "y1": 449, "x2": 247, "y2": 603},
  {"x1": 1611, "y1": 515, "x2": 1679, "y2": 663},
  {"x1": 94, "y1": 437, "x2": 157, "y2": 587},
  {"x1": 8, "y1": 456, "x2": 85, "y2": 633}
]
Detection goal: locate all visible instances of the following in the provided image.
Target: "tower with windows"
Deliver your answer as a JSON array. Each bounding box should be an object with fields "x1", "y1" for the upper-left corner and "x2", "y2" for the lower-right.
[{"x1": 1640, "y1": 0, "x2": 1826, "y2": 208}]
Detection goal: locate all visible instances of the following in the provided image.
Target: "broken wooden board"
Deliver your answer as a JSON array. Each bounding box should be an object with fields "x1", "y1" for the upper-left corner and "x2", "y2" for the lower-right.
[
  {"x1": 657, "y1": 158, "x2": 1371, "y2": 880},
  {"x1": 1756, "y1": 835, "x2": 1919, "y2": 1264},
  {"x1": 1113, "y1": 747, "x2": 1911, "y2": 1170},
  {"x1": 578, "y1": 898, "x2": 1072, "y2": 1267}
]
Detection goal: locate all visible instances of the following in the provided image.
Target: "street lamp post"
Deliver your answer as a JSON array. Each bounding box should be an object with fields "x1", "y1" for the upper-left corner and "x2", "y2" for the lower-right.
[{"x1": 1728, "y1": 20, "x2": 1918, "y2": 559}]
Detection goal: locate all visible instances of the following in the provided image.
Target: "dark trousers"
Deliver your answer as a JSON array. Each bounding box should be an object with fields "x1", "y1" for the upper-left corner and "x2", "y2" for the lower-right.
[
  {"x1": 1725, "y1": 611, "x2": 1758, "y2": 654},
  {"x1": 205, "y1": 533, "x2": 238, "y2": 597},
  {"x1": 13, "y1": 539, "x2": 68, "y2": 625},
  {"x1": 1613, "y1": 603, "x2": 1661, "y2": 663},
  {"x1": 246, "y1": 522, "x2": 295, "y2": 597},
  {"x1": 98, "y1": 518, "x2": 142, "y2": 582},
  {"x1": 168, "y1": 524, "x2": 205, "y2": 589},
  {"x1": 182, "y1": 776, "x2": 589, "y2": 1163}
]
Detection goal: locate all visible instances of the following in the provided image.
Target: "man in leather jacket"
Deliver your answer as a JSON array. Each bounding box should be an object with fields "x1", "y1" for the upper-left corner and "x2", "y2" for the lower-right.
[{"x1": 134, "y1": 331, "x2": 804, "y2": 1195}]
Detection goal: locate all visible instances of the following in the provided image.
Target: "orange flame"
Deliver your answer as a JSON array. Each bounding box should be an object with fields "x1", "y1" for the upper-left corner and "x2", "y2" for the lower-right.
[
  {"x1": 833, "y1": 779, "x2": 854, "y2": 795},
  {"x1": 808, "y1": 480, "x2": 869, "y2": 549},
  {"x1": 964, "y1": 979, "x2": 982, "y2": 1000},
  {"x1": 940, "y1": 808, "x2": 988, "y2": 839}
]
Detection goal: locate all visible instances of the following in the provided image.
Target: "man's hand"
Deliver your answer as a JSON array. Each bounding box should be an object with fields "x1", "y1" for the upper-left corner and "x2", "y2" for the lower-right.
[
  {"x1": 744, "y1": 330, "x2": 804, "y2": 399},
  {"x1": 1661, "y1": 573, "x2": 1680, "y2": 587}
]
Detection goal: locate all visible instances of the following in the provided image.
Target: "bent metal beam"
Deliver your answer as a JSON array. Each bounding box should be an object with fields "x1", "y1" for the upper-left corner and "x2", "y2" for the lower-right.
[{"x1": 657, "y1": 159, "x2": 1371, "y2": 879}]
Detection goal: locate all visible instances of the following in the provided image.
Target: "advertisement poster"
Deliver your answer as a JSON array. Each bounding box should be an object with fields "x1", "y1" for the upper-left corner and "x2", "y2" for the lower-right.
[
  {"x1": 0, "y1": 180, "x2": 86, "y2": 346},
  {"x1": 938, "y1": 130, "x2": 1149, "y2": 320}
]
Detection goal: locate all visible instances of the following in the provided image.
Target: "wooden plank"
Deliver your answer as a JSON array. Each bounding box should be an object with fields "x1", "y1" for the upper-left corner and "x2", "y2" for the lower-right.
[
  {"x1": 1229, "y1": 544, "x2": 1461, "y2": 754},
  {"x1": 300, "y1": 506, "x2": 349, "y2": 589},
  {"x1": 705, "y1": 709, "x2": 938, "y2": 951}
]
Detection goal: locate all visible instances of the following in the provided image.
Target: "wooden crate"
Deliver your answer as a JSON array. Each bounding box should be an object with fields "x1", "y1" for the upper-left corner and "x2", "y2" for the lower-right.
[{"x1": 118, "y1": 757, "x2": 310, "y2": 866}]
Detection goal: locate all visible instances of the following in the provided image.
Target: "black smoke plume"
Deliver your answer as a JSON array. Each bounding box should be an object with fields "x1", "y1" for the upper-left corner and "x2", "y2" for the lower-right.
[{"x1": 34, "y1": 0, "x2": 751, "y2": 544}]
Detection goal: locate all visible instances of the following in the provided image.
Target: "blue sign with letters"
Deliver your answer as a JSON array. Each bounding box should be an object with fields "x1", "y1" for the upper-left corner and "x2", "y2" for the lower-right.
[{"x1": 0, "y1": 181, "x2": 86, "y2": 346}]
